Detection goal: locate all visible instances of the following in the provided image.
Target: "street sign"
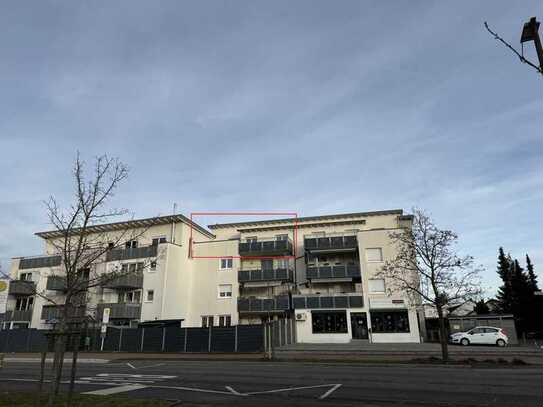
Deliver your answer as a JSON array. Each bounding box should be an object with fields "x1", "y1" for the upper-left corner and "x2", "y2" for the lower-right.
[
  {"x1": 101, "y1": 324, "x2": 107, "y2": 334},
  {"x1": 102, "y1": 307, "x2": 111, "y2": 324}
]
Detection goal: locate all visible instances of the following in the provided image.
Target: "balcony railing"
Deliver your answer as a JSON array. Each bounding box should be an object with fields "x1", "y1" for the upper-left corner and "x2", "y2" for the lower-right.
[
  {"x1": 41, "y1": 305, "x2": 86, "y2": 321},
  {"x1": 46, "y1": 276, "x2": 67, "y2": 291},
  {"x1": 292, "y1": 293, "x2": 364, "y2": 309},
  {"x1": 106, "y1": 245, "x2": 158, "y2": 262},
  {"x1": 239, "y1": 238, "x2": 293, "y2": 257},
  {"x1": 102, "y1": 272, "x2": 143, "y2": 289},
  {"x1": 5, "y1": 309, "x2": 33, "y2": 321},
  {"x1": 237, "y1": 296, "x2": 290, "y2": 313},
  {"x1": 304, "y1": 235, "x2": 358, "y2": 252},
  {"x1": 238, "y1": 268, "x2": 293, "y2": 283},
  {"x1": 96, "y1": 302, "x2": 142, "y2": 320},
  {"x1": 306, "y1": 264, "x2": 361, "y2": 280},
  {"x1": 8, "y1": 280, "x2": 36, "y2": 296},
  {"x1": 19, "y1": 255, "x2": 62, "y2": 270}
]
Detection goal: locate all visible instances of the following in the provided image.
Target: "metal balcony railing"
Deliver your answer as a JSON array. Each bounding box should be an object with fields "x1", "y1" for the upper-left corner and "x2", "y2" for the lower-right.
[
  {"x1": 237, "y1": 296, "x2": 290, "y2": 313},
  {"x1": 96, "y1": 303, "x2": 142, "y2": 320},
  {"x1": 41, "y1": 305, "x2": 86, "y2": 321},
  {"x1": 292, "y1": 293, "x2": 364, "y2": 309},
  {"x1": 239, "y1": 238, "x2": 293, "y2": 256},
  {"x1": 304, "y1": 235, "x2": 358, "y2": 252},
  {"x1": 102, "y1": 272, "x2": 143, "y2": 289},
  {"x1": 5, "y1": 309, "x2": 33, "y2": 321},
  {"x1": 8, "y1": 280, "x2": 36, "y2": 296},
  {"x1": 106, "y1": 245, "x2": 158, "y2": 262},
  {"x1": 19, "y1": 255, "x2": 62, "y2": 270},
  {"x1": 306, "y1": 264, "x2": 361, "y2": 280},
  {"x1": 46, "y1": 276, "x2": 67, "y2": 291},
  {"x1": 238, "y1": 268, "x2": 293, "y2": 283}
]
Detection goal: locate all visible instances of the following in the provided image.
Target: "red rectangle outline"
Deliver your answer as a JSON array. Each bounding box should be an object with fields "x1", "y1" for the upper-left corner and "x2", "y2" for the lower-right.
[{"x1": 189, "y1": 211, "x2": 298, "y2": 259}]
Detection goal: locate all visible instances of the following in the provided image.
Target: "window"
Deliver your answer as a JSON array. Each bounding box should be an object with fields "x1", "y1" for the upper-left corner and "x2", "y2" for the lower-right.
[
  {"x1": 276, "y1": 259, "x2": 289, "y2": 269},
  {"x1": 219, "y1": 315, "x2": 232, "y2": 327},
  {"x1": 121, "y1": 264, "x2": 128, "y2": 273},
  {"x1": 129, "y1": 263, "x2": 137, "y2": 273},
  {"x1": 125, "y1": 240, "x2": 138, "y2": 249},
  {"x1": 370, "y1": 310, "x2": 410, "y2": 333},
  {"x1": 119, "y1": 290, "x2": 142, "y2": 304},
  {"x1": 15, "y1": 297, "x2": 33, "y2": 311},
  {"x1": 150, "y1": 261, "x2": 157, "y2": 271},
  {"x1": 312, "y1": 311, "x2": 348, "y2": 334},
  {"x1": 201, "y1": 315, "x2": 214, "y2": 328},
  {"x1": 366, "y1": 248, "x2": 383, "y2": 262},
  {"x1": 275, "y1": 234, "x2": 288, "y2": 241},
  {"x1": 218, "y1": 284, "x2": 232, "y2": 298},
  {"x1": 136, "y1": 262, "x2": 144, "y2": 272},
  {"x1": 146, "y1": 290, "x2": 154, "y2": 302},
  {"x1": 368, "y1": 279, "x2": 386, "y2": 293},
  {"x1": 220, "y1": 258, "x2": 233, "y2": 270},
  {"x1": 246, "y1": 236, "x2": 257, "y2": 243},
  {"x1": 152, "y1": 237, "x2": 167, "y2": 246},
  {"x1": 20, "y1": 272, "x2": 32, "y2": 281}
]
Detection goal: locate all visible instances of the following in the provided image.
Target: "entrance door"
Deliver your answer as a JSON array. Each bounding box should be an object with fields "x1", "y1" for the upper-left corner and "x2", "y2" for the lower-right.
[{"x1": 350, "y1": 312, "x2": 369, "y2": 339}]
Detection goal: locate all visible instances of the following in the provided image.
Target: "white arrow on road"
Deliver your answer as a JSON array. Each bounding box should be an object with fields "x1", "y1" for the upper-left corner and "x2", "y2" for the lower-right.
[{"x1": 126, "y1": 362, "x2": 165, "y2": 370}]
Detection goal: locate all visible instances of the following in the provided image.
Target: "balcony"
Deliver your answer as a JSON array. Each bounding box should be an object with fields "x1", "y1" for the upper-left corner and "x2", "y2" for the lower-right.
[
  {"x1": 238, "y1": 268, "x2": 293, "y2": 283},
  {"x1": 8, "y1": 280, "x2": 36, "y2": 296},
  {"x1": 5, "y1": 309, "x2": 33, "y2": 321},
  {"x1": 41, "y1": 305, "x2": 86, "y2": 321},
  {"x1": 96, "y1": 303, "x2": 142, "y2": 320},
  {"x1": 102, "y1": 272, "x2": 143, "y2": 290},
  {"x1": 106, "y1": 245, "x2": 158, "y2": 262},
  {"x1": 292, "y1": 293, "x2": 364, "y2": 309},
  {"x1": 46, "y1": 276, "x2": 67, "y2": 291},
  {"x1": 306, "y1": 264, "x2": 361, "y2": 281},
  {"x1": 304, "y1": 235, "x2": 358, "y2": 253},
  {"x1": 237, "y1": 296, "x2": 291, "y2": 313},
  {"x1": 19, "y1": 255, "x2": 61, "y2": 270},
  {"x1": 239, "y1": 238, "x2": 293, "y2": 257}
]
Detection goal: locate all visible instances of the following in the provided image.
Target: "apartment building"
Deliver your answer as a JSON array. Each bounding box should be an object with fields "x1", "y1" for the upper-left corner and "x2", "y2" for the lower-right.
[{"x1": 2, "y1": 209, "x2": 423, "y2": 344}]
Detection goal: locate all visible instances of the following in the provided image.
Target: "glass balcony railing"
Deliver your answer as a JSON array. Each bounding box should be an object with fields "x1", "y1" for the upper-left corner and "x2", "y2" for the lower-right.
[
  {"x1": 239, "y1": 239, "x2": 293, "y2": 257},
  {"x1": 304, "y1": 235, "x2": 358, "y2": 252},
  {"x1": 292, "y1": 293, "x2": 363, "y2": 309},
  {"x1": 238, "y1": 268, "x2": 293, "y2": 283},
  {"x1": 237, "y1": 296, "x2": 290, "y2": 313},
  {"x1": 306, "y1": 264, "x2": 361, "y2": 280}
]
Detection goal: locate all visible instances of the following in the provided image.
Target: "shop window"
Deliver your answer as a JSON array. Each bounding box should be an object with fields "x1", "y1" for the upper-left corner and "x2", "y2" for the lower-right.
[
  {"x1": 311, "y1": 311, "x2": 348, "y2": 334},
  {"x1": 370, "y1": 310, "x2": 410, "y2": 333}
]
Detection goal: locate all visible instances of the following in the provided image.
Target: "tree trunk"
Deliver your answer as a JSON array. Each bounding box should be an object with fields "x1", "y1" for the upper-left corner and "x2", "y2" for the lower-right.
[
  {"x1": 67, "y1": 331, "x2": 81, "y2": 407},
  {"x1": 35, "y1": 351, "x2": 46, "y2": 407},
  {"x1": 436, "y1": 305, "x2": 449, "y2": 362},
  {"x1": 48, "y1": 326, "x2": 67, "y2": 407}
]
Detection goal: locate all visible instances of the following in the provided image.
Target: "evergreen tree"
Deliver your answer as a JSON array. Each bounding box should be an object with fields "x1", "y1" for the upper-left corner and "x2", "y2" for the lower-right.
[
  {"x1": 526, "y1": 254, "x2": 539, "y2": 293},
  {"x1": 473, "y1": 299, "x2": 490, "y2": 315},
  {"x1": 510, "y1": 259, "x2": 533, "y2": 336},
  {"x1": 496, "y1": 248, "x2": 513, "y2": 313}
]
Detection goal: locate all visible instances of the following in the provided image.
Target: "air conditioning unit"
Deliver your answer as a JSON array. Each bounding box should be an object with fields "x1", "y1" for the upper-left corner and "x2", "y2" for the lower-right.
[{"x1": 295, "y1": 312, "x2": 306, "y2": 321}]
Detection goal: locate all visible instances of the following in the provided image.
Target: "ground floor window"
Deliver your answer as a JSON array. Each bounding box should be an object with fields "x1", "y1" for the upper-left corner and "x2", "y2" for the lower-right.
[
  {"x1": 219, "y1": 315, "x2": 231, "y2": 327},
  {"x1": 370, "y1": 310, "x2": 410, "y2": 333},
  {"x1": 312, "y1": 311, "x2": 348, "y2": 334}
]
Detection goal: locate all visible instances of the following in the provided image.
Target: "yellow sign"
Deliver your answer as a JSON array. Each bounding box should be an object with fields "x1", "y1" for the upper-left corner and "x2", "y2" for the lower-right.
[{"x1": 0, "y1": 281, "x2": 7, "y2": 292}]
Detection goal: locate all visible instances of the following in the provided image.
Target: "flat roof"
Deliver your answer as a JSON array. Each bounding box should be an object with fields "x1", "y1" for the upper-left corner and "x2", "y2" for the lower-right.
[
  {"x1": 35, "y1": 214, "x2": 215, "y2": 239},
  {"x1": 208, "y1": 209, "x2": 405, "y2": 229}
]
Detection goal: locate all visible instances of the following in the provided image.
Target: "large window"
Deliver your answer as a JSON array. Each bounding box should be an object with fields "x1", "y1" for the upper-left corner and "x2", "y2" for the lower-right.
[
  {"x1": 370, "y1": 310, "x2": 410, "y2": 333},
  {"x1": 220, "y1": 258, "x2": 233, "y2": 270},
  {"x1": 311, "y1": 311, "x2": 348, "y2": 334},
  {"x1": 218, "y1": 284, "x2": 232, "y2": 298}
]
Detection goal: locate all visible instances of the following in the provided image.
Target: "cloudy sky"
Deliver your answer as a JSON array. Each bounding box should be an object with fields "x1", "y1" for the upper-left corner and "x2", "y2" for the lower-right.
[{"x1": 1, "y1": 1, "x2": 542, "y2": 294}]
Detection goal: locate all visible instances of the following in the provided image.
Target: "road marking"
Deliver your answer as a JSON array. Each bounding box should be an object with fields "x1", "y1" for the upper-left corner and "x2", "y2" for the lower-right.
[
  {"x1": 225, "y1": 386, "x2": 246, "y2": 396},
  {"x1": 126, "y1": 362, "x2": 166, "y2": 370},
  {"x1": 153, "y1": 385, "x2": 235, "y2": 395},
  {"x1": 83, "y1": 383, "x2": 147, "y2": 395},
  {"x1": 319, "y1": 383, "x2": 342, "y2": 400},
  {"x1": 246, "y1": 383, "x2": 341, "y2": 396}
]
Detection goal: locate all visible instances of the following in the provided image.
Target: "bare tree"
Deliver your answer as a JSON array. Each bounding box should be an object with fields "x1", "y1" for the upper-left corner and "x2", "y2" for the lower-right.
[
  {"x1": 378, "y1": 209, "x2": 482, "y2": 362},
  {"x1": 35, "y1": 153, "x2": 149, "y2": 406},
  {"x1": 484, "y1": 19, "x2": 543, "y2": 76}
]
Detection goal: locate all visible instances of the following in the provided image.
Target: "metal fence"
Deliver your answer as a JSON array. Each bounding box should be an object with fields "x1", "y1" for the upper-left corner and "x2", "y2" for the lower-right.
[{"x1": 0, "y1": 325, "x2": 265, "y2": 353}]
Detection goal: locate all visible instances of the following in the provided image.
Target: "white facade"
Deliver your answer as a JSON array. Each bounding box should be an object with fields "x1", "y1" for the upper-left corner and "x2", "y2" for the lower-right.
[{"x1": 4, "y1": 210, "x2": 422, "y2": 344}]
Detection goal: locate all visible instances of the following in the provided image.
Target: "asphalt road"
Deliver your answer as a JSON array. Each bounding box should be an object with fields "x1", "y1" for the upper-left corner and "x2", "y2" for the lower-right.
[{"x1": 0, "y1": 360, "x2": 542, "y2": 406}]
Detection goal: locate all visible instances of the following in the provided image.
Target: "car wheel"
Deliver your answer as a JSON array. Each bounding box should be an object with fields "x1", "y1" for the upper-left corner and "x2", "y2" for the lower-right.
[
  {"x1": 496, "y1": 339, "x2": 506, "y2": 347},
  {"x1": 460, "y1": 338, "x2": 470, "y2": 346}
]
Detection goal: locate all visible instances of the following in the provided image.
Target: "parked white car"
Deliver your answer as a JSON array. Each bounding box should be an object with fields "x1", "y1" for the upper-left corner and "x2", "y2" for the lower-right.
[{"x1": 450, "y1": 326, "x2": 509, "y2": 347}]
